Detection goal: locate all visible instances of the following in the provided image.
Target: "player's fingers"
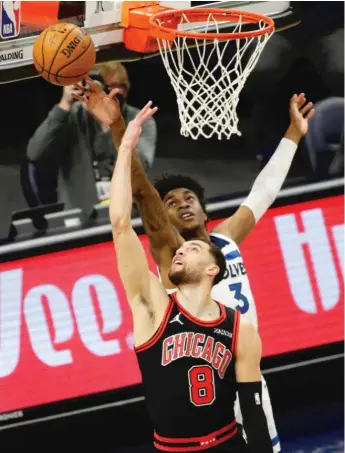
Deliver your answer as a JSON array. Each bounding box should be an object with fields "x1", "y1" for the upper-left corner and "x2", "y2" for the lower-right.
[
  {"x1": 293, "y1": 93, "x2": 305, "y2": 107},
  {"x1": 138, "y1": 101, "x2": 153, "y2": 117},
  {"x1": 138, "y1": 105, "x2": 158, "y2": 124},
  {"x1": 71, "y1": 93, "x2": 85, "y2": 102},
  {"x1": 305, "y1": 108, "x2": 315, "y2": 120},
  {"x1": 74, "y1": 83, "x2": 86, "y2": 92},
  {"x1": 290, "y1": 94, "x2": 300, "y2": 111},
  {"x1": 134, "y1": 102, "x2": 153, "y2": 123},
  {"x1": 146, "y1": 106, "x2": 158, "y2": 118},
  {"x1": 300, "y1": 101, "x2": 313, "y2": 116},
  {"x1": 85, "y1": 77, "x2": 101, "y2": 91},
  {"x1": 297, "y1": 94, "x2": 306, "y2": 107},
  {"x1": 108, "y1": 88, "x2": 121, "y2": 99}
]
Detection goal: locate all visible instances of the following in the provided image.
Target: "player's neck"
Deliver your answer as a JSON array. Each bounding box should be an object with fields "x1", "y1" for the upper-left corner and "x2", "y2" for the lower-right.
[
  {"x1": 181, "y1": 225, "x2": 209, "y2": 243},
  {"x1": 176, "y1": 282, "x2": 217, "y2": 320}
]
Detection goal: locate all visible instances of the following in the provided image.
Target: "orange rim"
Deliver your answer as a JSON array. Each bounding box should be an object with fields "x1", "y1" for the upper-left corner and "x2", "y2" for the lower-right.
[{"x1": 149, "y1": 8, "x2": 275, "y2": 41}]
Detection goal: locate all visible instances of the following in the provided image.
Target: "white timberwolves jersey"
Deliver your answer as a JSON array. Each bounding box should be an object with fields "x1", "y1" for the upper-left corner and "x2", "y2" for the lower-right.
[{"x1": 210, "y1": 232, "x2": 258, "y2": 328}]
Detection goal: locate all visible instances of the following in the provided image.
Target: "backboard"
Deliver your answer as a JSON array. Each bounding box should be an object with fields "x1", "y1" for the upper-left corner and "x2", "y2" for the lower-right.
[{"x1": 0, "y1": 1, "x2": 298, "y2": 84}]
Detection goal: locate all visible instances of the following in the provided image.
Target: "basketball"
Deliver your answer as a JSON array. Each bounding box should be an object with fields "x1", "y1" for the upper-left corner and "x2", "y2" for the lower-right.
[{"x1": 33, "y1": 23, "x2": 96, "y2": 86}]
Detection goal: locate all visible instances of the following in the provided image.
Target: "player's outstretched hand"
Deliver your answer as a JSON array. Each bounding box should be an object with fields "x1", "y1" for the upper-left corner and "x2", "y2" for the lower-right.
[
  {"x1": 120, "y1": 101, "x2": 158, "y2": 152},
  {"x1": 288, "y1": 93, "x2": 315, "y2": 139},
  {"x1": 72, "y1": 77, "x2": 122, "y2": 126}
]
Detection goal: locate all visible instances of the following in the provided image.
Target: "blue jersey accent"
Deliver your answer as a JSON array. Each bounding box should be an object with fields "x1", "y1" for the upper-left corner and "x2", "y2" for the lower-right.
[
  {"x1": 210, "y1": 232, "x2": 258, "y2": 327},
  {"x1": 210, "y1": 235, "x2": 229, "y2": 249},
  {"x1": 224, "y1": 250, "x2": 241, "y2": 261}
]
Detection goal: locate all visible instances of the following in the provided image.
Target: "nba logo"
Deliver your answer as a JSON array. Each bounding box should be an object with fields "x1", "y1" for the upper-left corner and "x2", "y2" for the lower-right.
[
  {"x1": 0, "y1": 1, "x2": 20, "y2": 39},
  {"x1": 254, "y1": 393, "x2": 261, "y2": 406}
]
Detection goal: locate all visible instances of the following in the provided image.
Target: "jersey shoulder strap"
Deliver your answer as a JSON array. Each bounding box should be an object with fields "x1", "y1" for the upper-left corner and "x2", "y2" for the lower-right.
[
  {"x1": 210, "y1": 232, "x2": 241, "y2": 260},
  {"x1": 224, "y1": 306, "x2": 241, "y2": 356},
  {"x1": 210, "y1": 232, "x2": 234, "y2": 248}
]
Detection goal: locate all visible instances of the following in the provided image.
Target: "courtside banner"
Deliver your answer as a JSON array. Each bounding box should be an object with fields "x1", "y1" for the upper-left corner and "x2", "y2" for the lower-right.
[{"x1": 0, "y1": 195, "x2": 343, "y2": 414}]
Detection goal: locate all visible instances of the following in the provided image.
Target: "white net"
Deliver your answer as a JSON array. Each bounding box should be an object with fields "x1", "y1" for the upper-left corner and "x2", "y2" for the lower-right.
[{"x1": 155, "y1": 12, "x2": 273, "y2": 140}]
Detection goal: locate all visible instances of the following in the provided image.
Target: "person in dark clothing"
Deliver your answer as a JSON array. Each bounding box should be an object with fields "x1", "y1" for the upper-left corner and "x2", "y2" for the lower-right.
[{"x1": 26, "y1": 62, "x2": 157, "y2": 216}]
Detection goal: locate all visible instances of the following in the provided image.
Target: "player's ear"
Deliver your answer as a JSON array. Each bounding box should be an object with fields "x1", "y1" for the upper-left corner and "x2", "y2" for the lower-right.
[
  {"x1": 206, "y1": 264, "x2": 219, "y2": 278},
  {"x1": 202, "y1": 211, "x2": 208, "y2": 223}
]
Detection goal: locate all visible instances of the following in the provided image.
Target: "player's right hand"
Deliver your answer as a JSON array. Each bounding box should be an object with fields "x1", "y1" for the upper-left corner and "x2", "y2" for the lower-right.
[
  {"x1": 58, "y1": 85, "x2": 83, "y2": 111},
  {"x1": 286, "y1": 93, "x2": 315, "y2": 142},
  {"x1": 120, "y1": 101, "x2": 158, "y2": 152},
  {"x1": 71, "y1": 78, "x2": 122, "y2": 126}
]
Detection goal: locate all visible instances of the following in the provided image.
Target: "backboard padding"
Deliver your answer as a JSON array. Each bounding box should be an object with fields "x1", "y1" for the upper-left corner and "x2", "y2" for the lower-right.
[{"x1": 0, "y1": 1, "x2": 296, "y2": 85}]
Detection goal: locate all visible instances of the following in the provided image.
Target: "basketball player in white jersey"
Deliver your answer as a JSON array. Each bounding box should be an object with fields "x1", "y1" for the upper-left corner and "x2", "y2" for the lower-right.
[{"x1": 74, "y1": 81, "x2": 314, "y2": 453}]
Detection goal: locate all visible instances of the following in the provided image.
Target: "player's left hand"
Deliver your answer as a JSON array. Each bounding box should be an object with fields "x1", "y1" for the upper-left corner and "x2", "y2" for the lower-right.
[
  {"x1": 120, "y1": 101, "x2": 158, "y2": 152},
  {"x1": 288, "y1": 93, "x2": 315, "y2": 139},
  {"x1": 72, "y1": 78, "x2": 122, "y2": 126}
]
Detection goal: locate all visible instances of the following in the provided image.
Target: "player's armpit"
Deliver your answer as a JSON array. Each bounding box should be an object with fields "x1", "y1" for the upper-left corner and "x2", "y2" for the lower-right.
[{"x1": 212, "y1": 205, "x2": 256, "y2": 245}]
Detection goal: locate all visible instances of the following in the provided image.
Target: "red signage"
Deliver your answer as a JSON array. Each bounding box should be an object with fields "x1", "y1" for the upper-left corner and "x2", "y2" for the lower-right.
[{"x1": 0, "y1": 195, "x2": 343, "y2": 414}]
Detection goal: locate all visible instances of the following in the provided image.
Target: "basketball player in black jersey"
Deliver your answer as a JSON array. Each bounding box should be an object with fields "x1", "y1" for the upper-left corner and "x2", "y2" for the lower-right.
[{"x1": 107, "y1": 102, "x2": 274, "y2": 453}]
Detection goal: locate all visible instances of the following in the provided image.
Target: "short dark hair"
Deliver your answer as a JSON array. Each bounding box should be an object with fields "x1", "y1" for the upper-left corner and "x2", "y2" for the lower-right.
[
  {"x1": 154, "y1": 174, "x2": 207, "y2": 213},
  {"x1": 208, "y1": 242, "x2": 228, "y2": 286}
]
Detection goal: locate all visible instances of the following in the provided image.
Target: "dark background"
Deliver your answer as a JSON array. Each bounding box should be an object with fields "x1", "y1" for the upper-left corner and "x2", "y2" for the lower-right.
[
  {"x1": 0, "y1": 2, "x2": 343, "y2": 166},
  {"x1": 0, "y1": 1, "x2": 343, "y2": 227}
]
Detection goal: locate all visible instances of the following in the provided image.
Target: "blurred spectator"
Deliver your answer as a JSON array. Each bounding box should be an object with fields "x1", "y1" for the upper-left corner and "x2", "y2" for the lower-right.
[
  {"x1": 304, "y1": 97, "x2": 344, "y2": 180},
  {"x1": 25, "y1": 62, "x2": 157, "y2": 216},
  {"x1": 244, "y1": 2, "x2": 344, "y2": 166}
]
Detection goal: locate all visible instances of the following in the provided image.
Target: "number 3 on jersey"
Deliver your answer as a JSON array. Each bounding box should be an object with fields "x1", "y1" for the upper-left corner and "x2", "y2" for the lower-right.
[
  {"x1": 188, "y1": 365, "x2": 216, "y2": 406},
  {"x1": 229, "y1": 282, "x2": 249, "y2": 314}
]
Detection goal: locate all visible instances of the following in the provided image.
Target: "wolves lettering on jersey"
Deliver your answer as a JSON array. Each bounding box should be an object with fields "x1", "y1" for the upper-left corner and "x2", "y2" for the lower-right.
[
  {"x1": 161, "y1": 332, "x2": 232, "y2": 378},
  {"x1": 210, "y1": 232, "x2": 258, "y2": 328}
]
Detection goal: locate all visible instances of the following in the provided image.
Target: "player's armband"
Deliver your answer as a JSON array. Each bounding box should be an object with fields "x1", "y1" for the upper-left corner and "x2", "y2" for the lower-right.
[
  {"x1": 238, "y1": 381, "x2": 273, "y2": 453},
  {"x1": 241, "y1": 138, "x2": 298, "y2": 222}
]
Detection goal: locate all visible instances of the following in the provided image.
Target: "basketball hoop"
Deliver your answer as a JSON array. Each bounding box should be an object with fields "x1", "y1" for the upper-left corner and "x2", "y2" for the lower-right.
[
  {"x1": 122, "y1": 4, "x2": 274, "y2": 140},
  {"x1": 148, "y1": 8, "x2": 274, "y2": 140}
]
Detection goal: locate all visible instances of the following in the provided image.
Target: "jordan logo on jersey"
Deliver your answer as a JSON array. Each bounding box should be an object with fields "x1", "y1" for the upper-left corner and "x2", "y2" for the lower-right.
[
  {"x1": 169, "y1": 313, "x2": 184, "y2": 325},
  {"x1": 162, "y1": 332, "x2": 232, "y2": 379}
]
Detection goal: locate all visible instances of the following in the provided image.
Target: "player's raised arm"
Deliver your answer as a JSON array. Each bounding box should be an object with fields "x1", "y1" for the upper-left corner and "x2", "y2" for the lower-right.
[
  {"x1": 108, "y1": 102, "x2": 160, "y2": 304},
  {"x1": 110, "y1": 114, "x2": 184, "y2": 258},
  {"x1": 213, "y1": 93, "x2": 315, "y2": 245},
  {"x1": 74, "y1": 79, "x2": 183, "y2": 259},
  {"x1": 235, "y1": 319, "x2": 273, "y2": 453}
]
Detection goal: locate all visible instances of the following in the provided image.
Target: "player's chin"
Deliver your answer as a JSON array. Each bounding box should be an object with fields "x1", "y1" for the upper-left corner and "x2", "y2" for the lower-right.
[
  {"x1": 169, "y1": 269, "x2": 185, "y2": 286},
  {"x1": 179, "y1": 218, "x2": 200, "y2": 231}
]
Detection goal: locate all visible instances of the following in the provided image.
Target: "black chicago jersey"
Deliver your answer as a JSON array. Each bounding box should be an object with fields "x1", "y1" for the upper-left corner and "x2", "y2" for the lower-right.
[{"x1": 135, "y1": 293, "x2": 245, "y2": 452}]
